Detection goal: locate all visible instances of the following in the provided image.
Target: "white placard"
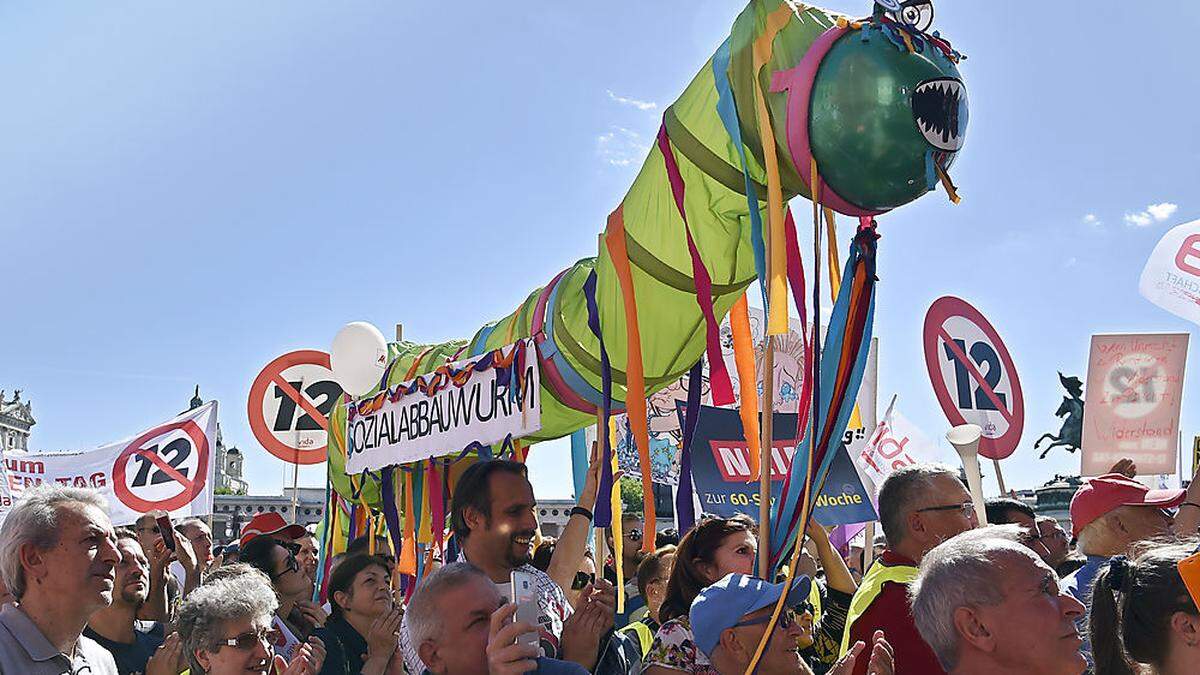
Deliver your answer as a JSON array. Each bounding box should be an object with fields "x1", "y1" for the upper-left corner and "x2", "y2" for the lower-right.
[{"x1": 344, "y1": 340, "x2": 540, "y2": 472}]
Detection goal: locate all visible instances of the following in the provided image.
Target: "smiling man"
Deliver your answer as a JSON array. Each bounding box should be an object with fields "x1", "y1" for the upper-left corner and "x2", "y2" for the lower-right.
[
  {"x1": 401, "y1": 460, "x2": 578, "y2": 673},
  {"x1": 0, "y1": 485, "x2": 122, "y2": 674},
  {"x1": 910, "y1": 527, "x2": 1086, "y2": 675}
]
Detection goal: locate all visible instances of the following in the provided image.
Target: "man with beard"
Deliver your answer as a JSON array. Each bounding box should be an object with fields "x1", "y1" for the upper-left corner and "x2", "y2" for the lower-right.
[
  {"x1": 85, "y1": 531, "x2": 185, "y2": 675},
  {"x1": 400, "y1": 459, "x2": 614, "y2": 674},
  {"x1": 603, "y1": 513, "x2": 647, "y2": 627},
  {"x1": 0, "y1": 485, "x2": 121, "y2": 673}
]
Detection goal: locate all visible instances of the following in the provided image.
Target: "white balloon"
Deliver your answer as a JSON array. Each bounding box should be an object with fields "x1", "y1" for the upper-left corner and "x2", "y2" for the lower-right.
[{"x1": 331, "y1": 322, "x2": 389, "y2": 397}]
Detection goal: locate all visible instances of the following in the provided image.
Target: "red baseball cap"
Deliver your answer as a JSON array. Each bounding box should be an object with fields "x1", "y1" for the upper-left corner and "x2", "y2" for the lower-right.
[
  {"x1": 240, "y1": 512, "x2": 307, "y2": 548},
  {"x1": 1069, "y1": 473, "x2": 1186, "y2": 537}
]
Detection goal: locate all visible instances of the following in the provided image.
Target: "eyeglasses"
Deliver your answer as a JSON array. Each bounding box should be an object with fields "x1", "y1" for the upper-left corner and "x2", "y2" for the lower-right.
[
  {"x1": 916, "y1": 502, "x2": 975, "y2": 518},
  {"x1": 212, "y1": 628, "x2": 282, "y2": 651},
  {"x1": 136, "y1": 526, "x2": 160, "y2": 535},
  {"x1": 271, "y1": 553, "x2": 299, "y2": 581},
  {"x1": 572, "y1": 571, "x2": 596, "y2": 590},
  {"x1": 733, "y1": 610, "x2": 796, "y2": 631},
  {"x1": 625, "y1": 529, "x2": 642, "y2": 541}
]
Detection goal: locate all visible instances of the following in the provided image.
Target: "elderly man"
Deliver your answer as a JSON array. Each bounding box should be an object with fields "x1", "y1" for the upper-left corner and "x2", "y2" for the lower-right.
[
  {"x1": 408, "y1": 562, "x2": 588, "y2": 675},
  {"x1": 840, "y1": 464, "x2": 978, "y2": 675},
  {"x1": 691, "y1": 573, "x2": 893, "y2": 675},
  {"x1": 0, "y1": 485, "x2": 121, "y2": 673},
  {"x1": 910, "y1": 527, "x2": 1087, "y2": 675},
  {"x1": 1061, "y1": 471, "x2": 1186, "y2": 663}
]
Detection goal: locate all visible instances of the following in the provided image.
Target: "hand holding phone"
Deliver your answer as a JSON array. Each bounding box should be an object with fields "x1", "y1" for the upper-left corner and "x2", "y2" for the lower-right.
[
  {"x1": 156, "y1": 514, "x2": 177, "y2": 552},
  {"x1": 510, "y1": 570, "x2": 540, "y2": 649}
]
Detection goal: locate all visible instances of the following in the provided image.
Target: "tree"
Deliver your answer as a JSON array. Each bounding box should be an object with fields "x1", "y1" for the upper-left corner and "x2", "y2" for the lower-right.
[{"x1": 619, "y1": 476, "x2": 643, "y2": 515}]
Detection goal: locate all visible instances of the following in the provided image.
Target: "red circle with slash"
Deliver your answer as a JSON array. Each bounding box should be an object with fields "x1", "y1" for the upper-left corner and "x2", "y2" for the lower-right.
[
  {"x1": 248, "y1": 350, "x2": 342, "y2": 465},
  {"x1": 113, "y1": 421, "x2": 210, "y2": 512},
  {"x1": 923, "y1": 296, "x2": 1024, "y2": 460}
]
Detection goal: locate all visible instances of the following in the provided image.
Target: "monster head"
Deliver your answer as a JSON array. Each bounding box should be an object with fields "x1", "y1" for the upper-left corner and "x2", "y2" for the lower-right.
[{"x1": 755, "y1": 0, "x2": 968, "y2": 215}]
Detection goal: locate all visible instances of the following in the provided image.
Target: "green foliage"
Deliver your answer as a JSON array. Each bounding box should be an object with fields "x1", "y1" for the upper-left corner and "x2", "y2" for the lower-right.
[{"x1": 619, "y1": 476, "x2": 643, "y2": 514}]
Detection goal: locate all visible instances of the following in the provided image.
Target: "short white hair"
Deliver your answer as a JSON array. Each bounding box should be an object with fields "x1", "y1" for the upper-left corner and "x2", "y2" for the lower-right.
[
  {"x1": 0, "y1": 485, "x2": 109, "y2": 599},
  {"x1": 177, "y1": 567, "x2": 278, "y2": 674},
  {"x1": 909, "y1": 526, "x2": 1039, "y2": 671},
  {"x1": 407, "y1": 562, "x2": 492, "y2": 648}
]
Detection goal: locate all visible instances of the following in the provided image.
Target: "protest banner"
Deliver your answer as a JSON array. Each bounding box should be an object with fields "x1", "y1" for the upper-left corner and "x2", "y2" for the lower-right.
[
  {"x1": 854, "y1": 396, "x2": 958, "y2": 494},
  {"x1": 685, "y1": 404, "x2": 876, "y2": 526},
  {"x1": 1139, "y1": 219, "x2": 1200, "y2": 325},
  {"x1": 344, "y1": 339, "x2": 540, "y2": 473},
  {"x1": 1082, "y1": 333, "x2": 1189, "y2": 476},
  {"x1": 1, "y1": 402, "x2": 217, "y2": 526}
]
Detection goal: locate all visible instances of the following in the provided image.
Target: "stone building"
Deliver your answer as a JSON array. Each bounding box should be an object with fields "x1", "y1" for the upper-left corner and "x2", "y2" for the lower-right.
[
  {"x1": 186, "y1": 387, "x2": 248, "y2": 495},
  {"x1": 0, "y1": 390, "x2": 34, "y2": 453}
]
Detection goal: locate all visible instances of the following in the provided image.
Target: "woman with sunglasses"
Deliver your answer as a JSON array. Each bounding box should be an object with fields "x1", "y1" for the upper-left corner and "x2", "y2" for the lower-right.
[
  {"x1": 176, "y1": 566, "x2": 325, "y2": 674},
  {"x1": 1090, "y1": 538, "x2": 1200, "y2": 675},
  {"x1": 643, "y1": 514, "x2": 758, "y2": 675},
  {"x1": 242, "y1": 537, "x2": 327, "y2": 664}
]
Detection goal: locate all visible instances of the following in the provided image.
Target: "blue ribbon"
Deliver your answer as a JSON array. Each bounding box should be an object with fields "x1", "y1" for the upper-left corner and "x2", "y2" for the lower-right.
[
  {"x1": 675, "y1": 359, "x2": 704, "y2": 534},
  {"x1": 713, "y1": 37, "x2": 767, "y2": 307},
  {"x1": 769, "y1": 231, "x2": 878, "y2": 566},
  {"x1": 583, "y1": 269, "x2": 615, "y2": 528}
]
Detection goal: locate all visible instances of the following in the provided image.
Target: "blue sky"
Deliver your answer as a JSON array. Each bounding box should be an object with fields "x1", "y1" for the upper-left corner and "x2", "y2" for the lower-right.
[{"x1": 4, "y1": 1, "x2": 1199, "y2": 501}]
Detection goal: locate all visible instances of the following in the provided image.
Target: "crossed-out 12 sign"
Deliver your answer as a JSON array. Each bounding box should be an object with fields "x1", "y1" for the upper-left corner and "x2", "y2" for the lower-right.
[
  {"x1": 922, "y1": 296, "x2": 1025, "y2": 460},
  {"x1": 247, "y1": 350, "x2": 344, "y2": 465},
  {"x1": 113, "y1": 419, "x2": 210, "y2": 513}
]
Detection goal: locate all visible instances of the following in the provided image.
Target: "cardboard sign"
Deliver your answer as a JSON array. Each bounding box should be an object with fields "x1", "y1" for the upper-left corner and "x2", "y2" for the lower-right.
[
  {"x1": 1082, "y1": 333, "x2": 1189, "y2": 476},
  {"x1": 923, "y1": 296, "x2": 1025, "y2": 460},
  {"x1": 1, "y1": 402, "x2": 217, "y2": 526},
  {"x1": 248, "y1": 350, "x2": 343, "y2": 465},
  {"x1": 684, "y1": 404, "x2": 876, "y2": 526},
  {"x1": 344, "y1": 340, "x2": 540, "y2": 473}
]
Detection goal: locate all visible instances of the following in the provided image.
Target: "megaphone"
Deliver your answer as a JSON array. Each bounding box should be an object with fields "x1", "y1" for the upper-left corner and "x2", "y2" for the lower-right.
[{"x1": 946, "y1": 424, "x2": 988, "y2": 526}]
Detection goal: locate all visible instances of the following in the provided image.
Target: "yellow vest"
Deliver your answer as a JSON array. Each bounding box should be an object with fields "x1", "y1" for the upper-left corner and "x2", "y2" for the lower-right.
[
  {"x1": 808, "y1": 578, "x2": 823, "y2": 626},
  {"x1": 620, "y1": 620, "x2": 655, "y2": 655},
  {"x1": 839, "y1": 558, "x2": 918, "y2": 656}
]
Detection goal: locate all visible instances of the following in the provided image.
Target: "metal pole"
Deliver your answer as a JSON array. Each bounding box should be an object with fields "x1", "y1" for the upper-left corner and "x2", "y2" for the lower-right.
[{"x1": 758, "y1": 335, "x2": 775, "y2": 576}]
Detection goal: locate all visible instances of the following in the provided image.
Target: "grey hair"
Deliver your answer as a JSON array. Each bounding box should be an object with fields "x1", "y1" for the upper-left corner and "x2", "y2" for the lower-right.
[
  {"x1": 909, "y1": 527, "x2": 1042, "y2": 671},
  {"x1": 177, "y1": 566, "x2": 278, "y2": 674},
  {"x1": 0, "y1": 485, "x2": 110, "y2": 599},
  {"x1": 407, "y1": 562, "x2": 492, "y2": 649},
  {"x1": 175, "y1": 517, "x2": 208, "y2": 535},
  {"x1": 877, "y1": 463, "x2": 960, "y2": 547}
]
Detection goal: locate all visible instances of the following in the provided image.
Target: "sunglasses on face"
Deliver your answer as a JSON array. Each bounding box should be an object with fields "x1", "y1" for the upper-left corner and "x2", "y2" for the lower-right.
[
  {"x1": 572, "y1": 571, "x2": 596, "y2": 590},
  {"x1": 271, "y1": 553, "x2": 299, "y2": 581},
  {"x1": 212, "y1": 628, "x2": 282, "y2": 652},
  {"x1": 734, "y1": 610, "x2": 796, "y2": 631}
]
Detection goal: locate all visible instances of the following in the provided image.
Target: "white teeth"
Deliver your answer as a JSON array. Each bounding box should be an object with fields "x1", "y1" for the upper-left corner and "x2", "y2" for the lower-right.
[{"x1": 913, "y1": 78, "x2": 966, "y2": 152}]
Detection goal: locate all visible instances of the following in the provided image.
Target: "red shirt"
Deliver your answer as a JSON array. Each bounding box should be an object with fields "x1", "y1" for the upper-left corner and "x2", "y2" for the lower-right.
[{"x1": 847, "y1": 551, "x2": 946, "y2": 675}]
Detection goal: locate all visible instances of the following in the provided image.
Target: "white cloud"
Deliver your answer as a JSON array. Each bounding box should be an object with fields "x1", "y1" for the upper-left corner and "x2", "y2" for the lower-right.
[
  {"x1": 606, "y1": 90, "x2": 657, "y2": 111},
  {"x1": 1082, "y1": 214, "x2": 1100, "y2": 226},
  {"x1": 1147, "y1": 202, "x2": 1179, "y2": 221},
  {"x1": 1124, "y1": 212, "x2": 1154, "y2": 227},
  {"x1": 597, "y1": 127, "x2": 650, "y2": 167},
  {"x1": 1124, "y1": 201, "x2": 1180, "y2": 227}
]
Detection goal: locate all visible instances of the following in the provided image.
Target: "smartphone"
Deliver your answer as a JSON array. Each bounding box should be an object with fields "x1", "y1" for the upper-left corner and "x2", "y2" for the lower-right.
[
  {"x1": 156, "y1": 514, "x2": 177, "y2": 552},
  {"x1": 509, "y1": 570, "x2": 540, "y2": 649}
]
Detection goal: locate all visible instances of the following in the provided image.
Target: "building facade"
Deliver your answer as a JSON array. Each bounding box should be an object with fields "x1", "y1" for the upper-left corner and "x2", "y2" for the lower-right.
[
  {"x1": 0, "y1": 390, "x2": 34, "y2": 453},
  {"x1": 213, "y1": 487, "x2": 326, "y2": 543}
]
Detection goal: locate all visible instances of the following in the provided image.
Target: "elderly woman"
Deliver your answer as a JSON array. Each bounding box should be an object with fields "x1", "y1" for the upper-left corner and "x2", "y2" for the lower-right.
[{"x1": 176, "y1": 566, "x2": 326, "y2": 675}]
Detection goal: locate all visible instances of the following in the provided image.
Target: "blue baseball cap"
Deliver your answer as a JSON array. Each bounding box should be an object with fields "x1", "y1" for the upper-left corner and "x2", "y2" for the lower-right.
[{"x1": 690, "y1": 573, "x2": 812, "y2": 657}]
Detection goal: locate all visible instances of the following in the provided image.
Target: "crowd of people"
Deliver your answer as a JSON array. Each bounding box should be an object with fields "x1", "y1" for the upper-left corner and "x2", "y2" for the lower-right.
[{"x1": 0, "y1": 449, "x2": 1196, "y2": 675}]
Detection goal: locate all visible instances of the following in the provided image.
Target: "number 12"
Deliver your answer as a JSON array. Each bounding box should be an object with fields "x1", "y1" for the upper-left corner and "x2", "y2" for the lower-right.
[{"x1": 943, "y1": 339, "x2": 1006, "y2": 411}]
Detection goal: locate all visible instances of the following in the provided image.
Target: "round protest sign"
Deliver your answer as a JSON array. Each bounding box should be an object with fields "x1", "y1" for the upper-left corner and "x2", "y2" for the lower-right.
[
  {"x1": 113, "y1": 420, "x2": 210, "y2": 513},
  {"x1": 248, "y1": 350, "x2": 344, "y2": 465},
  {"x1": 923, "y1": 296, "x2": 1024, "y2": 460}
]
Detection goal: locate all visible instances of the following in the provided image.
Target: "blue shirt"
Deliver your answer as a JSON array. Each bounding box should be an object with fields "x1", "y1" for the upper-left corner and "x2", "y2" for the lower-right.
[{"x1": 1061, "y1": 554, "x2": 1110, "y2": 666}]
